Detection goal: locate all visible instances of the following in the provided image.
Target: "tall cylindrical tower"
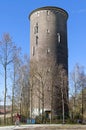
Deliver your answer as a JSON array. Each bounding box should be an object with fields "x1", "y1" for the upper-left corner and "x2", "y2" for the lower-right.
[{"x1": 29, "y1": 6, "x2": 68, "y2": 118}]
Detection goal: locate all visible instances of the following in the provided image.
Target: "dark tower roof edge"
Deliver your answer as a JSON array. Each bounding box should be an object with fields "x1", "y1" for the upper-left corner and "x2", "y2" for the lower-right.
[{"x1": 29, "y1": 6, "x2": 68, "y2": 20}]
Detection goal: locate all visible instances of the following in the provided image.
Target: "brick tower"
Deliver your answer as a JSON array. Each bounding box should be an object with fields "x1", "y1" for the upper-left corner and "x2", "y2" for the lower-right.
[{"x1": 29, "y1": 6, "x2": 69, "y2": 119}]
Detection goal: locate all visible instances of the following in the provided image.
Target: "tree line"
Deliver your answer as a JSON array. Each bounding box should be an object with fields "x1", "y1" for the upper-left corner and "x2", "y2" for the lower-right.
[
  {"x1": 0, "y1": 33, "x2": 30, "y2": 125},
  {"x1": 0, "y1": 33, "x2": 86, "y2": 125}
]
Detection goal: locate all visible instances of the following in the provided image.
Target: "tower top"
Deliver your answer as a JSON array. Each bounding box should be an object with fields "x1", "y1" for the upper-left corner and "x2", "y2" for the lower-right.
[{"x1": 29, "y1": 6, "x2": 68, "y2": 20}]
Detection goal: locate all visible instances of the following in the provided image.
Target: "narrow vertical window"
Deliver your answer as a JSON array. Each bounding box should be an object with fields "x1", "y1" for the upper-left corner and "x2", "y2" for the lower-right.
[
  {"x1": 32, "y1": 46, "x2": 35, "y2": 56},
  {"x1": 47, "y1": 10, "x2": 49, "y2": 15},
  {"x1": 34, "y1": 23, "x2": 38, "y2": 34},
  {"x1": 47, "y1": 68, "x2": 50, "y2": 73},
  {"x1": 36, "y1": 36, "x2": 38, "y2": 45},
  {"x1": 47, "y1": 29, "x2": 50, "y2": 34},
  {"x1": 36, "y1": 23, "x2": 38, "y2": 33},
  {"x1": 57, "y1": 33, "x2": 60, "y2": 43},
  {"x1": 47, "y1": 48, "x2": 50, "y2": 54},
  {"x1": 37, "y1": 12, "x2": 40, "y2": 16}
]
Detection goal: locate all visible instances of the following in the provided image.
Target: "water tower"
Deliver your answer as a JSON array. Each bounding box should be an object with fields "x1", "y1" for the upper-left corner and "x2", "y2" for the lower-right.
[{"x1": 29, "y1": 6, "x2": 69, "y2": 118}]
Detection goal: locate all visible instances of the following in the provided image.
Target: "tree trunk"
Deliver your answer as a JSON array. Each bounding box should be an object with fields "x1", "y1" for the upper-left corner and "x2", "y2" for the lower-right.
[
  {"x1": 42, "y1": 82, "x2": 44, "y2": 123},
  {"x1": 11, "y1": 69, "x2": 15, "y2": 124},
  {"x1": 4, "y1": 66, "x2": 7, "y2": 125}
]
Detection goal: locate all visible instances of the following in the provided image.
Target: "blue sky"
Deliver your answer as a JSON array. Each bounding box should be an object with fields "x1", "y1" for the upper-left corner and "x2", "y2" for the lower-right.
[{"x1": 0, "y1": 0, "x2": 86, "y2": 73}]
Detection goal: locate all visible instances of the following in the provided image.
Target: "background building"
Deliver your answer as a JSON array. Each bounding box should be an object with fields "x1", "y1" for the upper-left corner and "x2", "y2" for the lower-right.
[{"x1": 29, "y1": 6, "x2": 69, "y2": 119}]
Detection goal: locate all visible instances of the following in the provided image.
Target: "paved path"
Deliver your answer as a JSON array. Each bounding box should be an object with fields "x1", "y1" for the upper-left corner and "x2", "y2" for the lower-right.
[
  {"x1": 0, "y1": 125, "x2": 30, "y2": 130},
  {"x1": 0, "y1": 124, "x2": 62, "y2": 130},
  {"x1": 0, "y1": 124, "x2": 86, "y2": 130},
  {"x1": 0, "y1": 125, "x2": 44, "y2": 130}
]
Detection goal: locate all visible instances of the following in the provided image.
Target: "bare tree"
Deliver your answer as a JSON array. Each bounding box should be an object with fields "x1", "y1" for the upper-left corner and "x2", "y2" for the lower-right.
[
  {"x1": 47, "y1": 62, "x2": 68, "y2": 122},
  {"x1": 69, "y1": 64, "x2": 86, "y2": 121},
  {"x1": 29, "y1": 60, "x2": 48, "y2": 122},
  {"x1": 69, "y1": 64, "x2": 80, "y2": 120},
  {"x1": 0, "y1": 33, "x2": 14, "y2": 124},
  {"x1": 15, "y1": 55, "x2": 30, "y2": 118},
  {"x1": 75, "y1": 65, "x2": 86, "y2": 121},
  {"x1": 29, "y1": 60, "x2": 38, "y2": 120},
  {"x1": 10, "y1": 46, "x2": 21, "y2": 124},
  {"x1": 59, "y1": 66, "x2": 68, "y2": 123},
  {"x1": 20, "y1": 65, "x2": 29, "y2": 117},
  {"x1": 29, "y1": 57, "x2": 69, "y2": 124}
]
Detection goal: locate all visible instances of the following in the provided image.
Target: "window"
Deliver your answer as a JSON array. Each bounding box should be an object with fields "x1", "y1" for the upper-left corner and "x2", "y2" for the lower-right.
[
  {"x1": 47, "y1": 10, "x2": 49, "y2": 15},
  {"x1": 47, "y1": 68, "x2": 51, "y2": 73},
  {"x1": 34, "y1": 23, "x2": 38, "y2": 34},
  {"x1": 32, "y1": 46, "x2": 35, "y2": 56},
  {"x1": 36, "y1": 36, "x2": 38, "y2": 45},
  {"x1": 47, "y1": 29, "x2": 50, "y2": 34},
  {"x1": 47, "y1": 48, "x2": 50, "y2": 54},
  {"x1": 57, "y1": 33, "x2": 60, "y2": 43},
  {"x1": 37, "y1": 12, "x2": 40, "y2": 16}
]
